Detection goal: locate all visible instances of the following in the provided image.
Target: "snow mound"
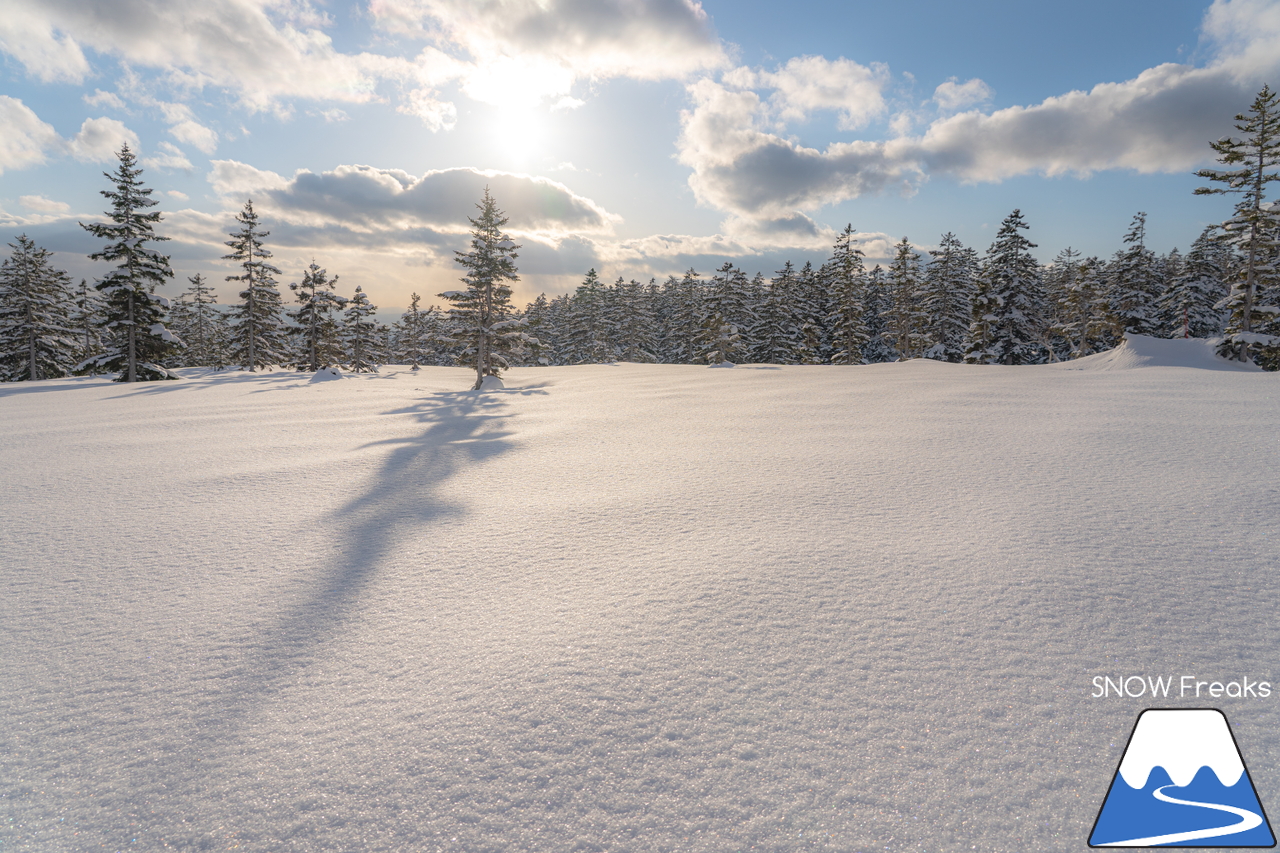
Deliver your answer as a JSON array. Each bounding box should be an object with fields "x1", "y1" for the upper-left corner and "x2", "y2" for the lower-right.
[
  {"x1": 478, "y1": 374, "x2": 505, "y2": 390},
  {"x1": 1058, "y1": 334, "x2": 1262, "y2": 372},
  {"x1": 310, "y1": 367, "x2": 343, "y2": 382},
  {"x1": 708, "y1": 361, "x2": 736, "y2": 368}
]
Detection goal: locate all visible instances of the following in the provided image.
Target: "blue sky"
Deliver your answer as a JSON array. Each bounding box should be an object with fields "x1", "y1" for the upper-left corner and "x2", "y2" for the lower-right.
[{"x1": 0, "y1": 0, "x2": 1276, "y2": 313}]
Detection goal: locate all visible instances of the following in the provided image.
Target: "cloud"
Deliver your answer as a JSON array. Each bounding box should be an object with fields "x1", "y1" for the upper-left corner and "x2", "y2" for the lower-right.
[
  {"x1": 167, "y1": 190, "x2": 190, "y2": 200},
  {"x1": 0, "y1": 97, "x2": 60, "y2": 174},
  {"x1": 168, "y1": 119, "x2": 219, "y2": 154},
  {"x1": 19, "y1": 195, "x2": 71, "y2": 213},
  {"x1": 676, "y1": 0, "x2": 1280, "y2": 222},
  {"x1": 207, "y1": 160, "x2": 619, "y2": 234},
  {"x1": 142, "y1": 141, "x2": 194, "y2": 172},
  {"x1": 932, "y1": 77, "x2": 993, "y2": 113},
  {"x1": 396, "y1": 88, "x2": 458, "y2": 131},
  {"x1": 677, "y1": 78, "x2": 923, "y2": 220},
  {"x1": 0, "y1": 0, "x2": 408, "y2": 112},
  {"x1": 67, "y1": 117, "x2": 140, "y2": 163},
  {"x1": 83, "y1": 89, "x2": 127, "y2": 110},
  {"x1": 371, "y1": 0, "x2": 727, "y2": 107},
  {"x1": 756, "y1": 55, "x2": 888, "y2": 130},
  {"x1": 0, "y1": 0, "x2": 728, "y2": 126}
]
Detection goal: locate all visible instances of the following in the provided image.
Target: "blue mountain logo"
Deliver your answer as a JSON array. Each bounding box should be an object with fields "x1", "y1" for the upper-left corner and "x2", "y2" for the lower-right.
[{"x1": 1090, "y1": 709, "x2": 1275, "y2": 848}]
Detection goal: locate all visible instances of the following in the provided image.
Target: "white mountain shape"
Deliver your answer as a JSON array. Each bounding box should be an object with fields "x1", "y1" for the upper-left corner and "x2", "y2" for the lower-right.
[{"x1": 1118, "y1": 709, "x2": 1245, "y2": 789}]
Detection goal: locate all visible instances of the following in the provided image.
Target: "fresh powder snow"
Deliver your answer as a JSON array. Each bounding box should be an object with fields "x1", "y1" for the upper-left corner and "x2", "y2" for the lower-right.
[{"x1": 2, "y1": 337, "x2": 1278, "y2": 852}]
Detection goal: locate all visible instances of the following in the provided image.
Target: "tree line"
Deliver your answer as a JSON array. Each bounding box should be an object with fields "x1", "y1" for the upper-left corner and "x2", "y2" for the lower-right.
[{"x1": 0, "y1": 87, "x2": 1276, "y2": 382}]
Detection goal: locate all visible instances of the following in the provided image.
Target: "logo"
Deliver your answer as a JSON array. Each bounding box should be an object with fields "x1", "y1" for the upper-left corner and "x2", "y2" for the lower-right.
[{"x1": 1090, "y1": 709, "x2": 1275, "y2": 848}]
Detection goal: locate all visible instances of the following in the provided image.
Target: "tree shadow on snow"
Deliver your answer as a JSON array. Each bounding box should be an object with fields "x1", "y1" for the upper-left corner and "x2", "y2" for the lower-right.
[{"x1": 204, "y1": 384, "x2": 549, "y2": 724}]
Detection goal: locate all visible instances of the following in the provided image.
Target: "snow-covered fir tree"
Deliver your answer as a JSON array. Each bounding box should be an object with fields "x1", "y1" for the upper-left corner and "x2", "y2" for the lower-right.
[
  {"x1": 791, "y1": 262, "x2": 825, "y2": 363},
  {"x1": 1108, "y1": 212, "x2": 1165, "y2": 337},
  {"x1": 168, "y1": 274, "x2": 229, "y2": 368},
  {"x1": 562, "y1": 269, "x2": 614, "y2": 364},
  {"x1": 69, "y1": 278, "x2": 105, "y2": 370},
  {"x1": 396, "y1": 292, "x2": 434, "y2": 369},
  {"x1": 1195, "y1": 85, "x2": 1280, "y2": 363},
  {"x1": 288, "y1": 260, "x2": 346, "y2": 371},
  {"x1": 965, "y1": 209, "x2": 1045, "y2": 365},
  {"x1": 613, "y1": 277, "x2": 659, "y2": 362},
  {"x1": 342, "y1": 285, "x2": 381, "y2": 372},
  {"x1": 443, "y1": 188, "x2": 534, "y2": 388},
  {"x1": 825, "y1": 225, "x2": 869, "y2": 365},
  {"x1": 0, "y1": 235, "x2": 80, "y2": 381},
  {"x1": 1158, "y1": 227, "x2": 1228, "y2": 338},
  {"x1": 921, "y1": 233, "x2": 978, "y2": 362},
  {"x1": 79, "y1": 144, "x2": 178, "y2": 381},
  {"x1": 225, "y1": 201, "x2": 288, "y2": 370},
  {"x1": 862, "y1": 265, "x2": 897, "y2": 363},
  {"x1": 661, "y1": 269, "x2": 703, "y2": 365},
  {"x1": 697, "y1": 262, "x2": 749, "y2": 364},
  {"x1": 886, "y1": 237, "x2": 928, "y2": 359},
  {"x1": 518, "y1": 294, "x2": 557, "y2": 365},
  {"x1": 752, "y1": 261, "x2": 804, "y2": 364}
]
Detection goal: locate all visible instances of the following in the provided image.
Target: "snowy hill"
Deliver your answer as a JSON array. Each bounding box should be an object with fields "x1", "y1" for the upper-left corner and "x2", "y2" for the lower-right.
[{"x1": 2, "y1": 359, "x2": 1279, "y2": 852}]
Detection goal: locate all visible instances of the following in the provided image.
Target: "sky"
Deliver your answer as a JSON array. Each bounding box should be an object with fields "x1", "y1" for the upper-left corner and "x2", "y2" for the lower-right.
[{"x1": 0, "y1": 0, "x2": 1277, "y2": 314}]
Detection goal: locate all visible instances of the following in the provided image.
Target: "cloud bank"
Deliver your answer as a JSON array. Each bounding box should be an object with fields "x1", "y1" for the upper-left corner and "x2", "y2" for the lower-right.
[{"x1": 677, "y1": 0, "x2": 1280, "y2": 225}]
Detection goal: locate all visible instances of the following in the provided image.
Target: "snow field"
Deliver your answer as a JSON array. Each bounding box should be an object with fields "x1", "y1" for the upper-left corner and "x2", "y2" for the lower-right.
[{"x1": 2, "y1": 340, "x2": 1279, "y2": 852}]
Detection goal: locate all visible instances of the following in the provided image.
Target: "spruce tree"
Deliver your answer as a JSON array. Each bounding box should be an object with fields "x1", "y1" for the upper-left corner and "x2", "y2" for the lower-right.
[
  {"x1": 1108, "y1": 212, "x2": 1165, "y2": 337},
  {"x1": 862, "y1": 265, "x2": 896, "y2": 363},
  {"x1": 661, "y1": 269, "x2": 703, "y2": 364},
  {"x1": 0, "y1": 235, "x2": 80, "y2": 381},
  {"x1": 70, "y1": 278, "x2": 105, "y2": 370},
  {"x1": 1158, "y1": 227, "x2": 1228, "y2": 338},
  {"x1": 443, "y1": 188, "x2": 533, "y2": 388},
  {"x1": 343, "y1": 285, "x2": 380, "y2": 372},
  {"x1": 698, "y1": 262, "x2": 749, "y2": 364},
  {"x1": 921, "y1": 233, "x2": 978, "y2": 362},
  {"x1": 965, "y1": 209, "x2": 1045, "y2": 365},
  {"x1": 398, "y1": 292, "x2": 432, "y2": 369},
  {"x1": 886, "y1": 237, "x2": 928, "y2": 359},
  {"x1": 169, "y1": 274, "x2": 227, "y2": 368},
  {"x1": 562, "y1": 269, "x2": 613, "y2": 363},
  {"x1": 1196, "y1": 85, "x2": 1280, "y2": 362},
  {"x1": 225, "y1": 200, "x2": 287, "y2": 370},
  {"x1": 752, "y1": 261, "x2": 805, "y2": 364},
  {"x1": 613, "y1": 278, "x2": 659, "y2": 362},
  {"x1": 79, "y1": 144, "x2": 177, "y2": 381},
  {"x1": 826, "y1": 225, "x2": 868, "y2": 365},
  {"x1": 289, "y1": 260, "x2": 346, "y2": 370}
]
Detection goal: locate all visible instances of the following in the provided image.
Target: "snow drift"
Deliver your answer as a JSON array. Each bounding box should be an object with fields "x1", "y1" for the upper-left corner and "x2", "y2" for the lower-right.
[{"x1": 1056, "y1": 333, "x2": 1262, "y2": 372}]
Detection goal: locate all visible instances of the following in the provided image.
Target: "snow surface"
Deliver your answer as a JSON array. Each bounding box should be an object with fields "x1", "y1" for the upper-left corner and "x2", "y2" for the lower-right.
[
  {"x1": 3, "y1": 354, "x2": 1280, "y2": 852},
  {"x1": 1118, "y1": 710, "x2": 1244, "y2": 788}
]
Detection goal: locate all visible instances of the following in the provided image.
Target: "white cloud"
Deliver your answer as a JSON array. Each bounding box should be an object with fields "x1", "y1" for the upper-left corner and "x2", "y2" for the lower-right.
[
  {"x1": 207, "y1": 160, "x2": 619, "y2": 234},
  {"x1": 677, "y1": 78, "x2": 923, "y2": 220},
  {"x1": 396, "y1": 89, "x2": 458, "y2": 132},
  {"x1": 0, "y1": 0, "x2": 408, "y2": 112},
  {"x1": 83, "y1": 89, "x2": 127, "y2": 110},
  {"x1": 142, "y1": 141, "x2": 194, "y2": 172},
  {"x1": 933, "y1": 77, "x2": 993, "y2": 113},
  {"x1": 0, "y1": 97, "x2": 60, "y2": 174},
  {"x1": 167, "y1": 190, "x2": 190, "y2": 200},
  {"x1": 19, "y1": 195, "x2": 70, "y2": 213},
  {"x1": 371, "y1": 0, "x2": 727, "y2": 107},
  {"x1": 67, "y1": 117, "x2": 140, "y2": 163},
  {"x1": 758, "y1": 56, "x2": 888, "y2": 130},
  {"x1": 318, "y1": 108, "x2": 350, "y2": 123},
  {"x1": 168, "y1": 119, "x2": 219, "y2": 154},
  {"x1": 676, "y1": 0, "x2": 1280, "y2": 223}
]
